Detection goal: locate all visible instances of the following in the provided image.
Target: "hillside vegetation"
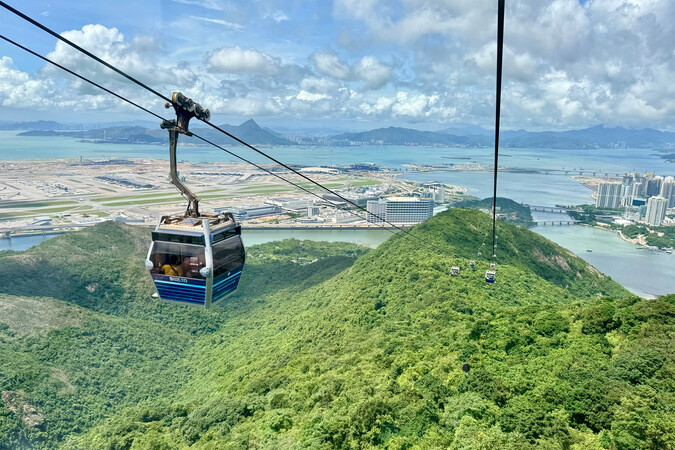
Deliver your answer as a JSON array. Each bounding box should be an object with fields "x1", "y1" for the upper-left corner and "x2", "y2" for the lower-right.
[
  {"x1": 1, "y1": 210, "x2": 673, "y2": 449},
  {"x1": 454, "y1": 197, "x2": 535, "y2": 228}
]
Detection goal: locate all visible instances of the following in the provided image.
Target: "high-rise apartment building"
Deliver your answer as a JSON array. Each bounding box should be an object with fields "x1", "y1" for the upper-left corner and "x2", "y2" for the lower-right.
[
  {"x1": 645, "y1": 196, "x2": 667, "y2": 226},
  {"x1": 660, "y1": 176, "x2": 675, "y2": 208},
  {"x1": 596, "y1": 182, "x2": 622, "y2": 208}
]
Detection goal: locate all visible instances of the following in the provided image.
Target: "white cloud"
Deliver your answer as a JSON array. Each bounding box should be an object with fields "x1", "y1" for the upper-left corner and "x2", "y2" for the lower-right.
[
  {"x1": 359, "y1": 96, "x2": 394, "y2": 115},
  {"x1": 2, "y1": 0, "x2": 675, "y2": 128},
  {"x1": 190, "y1": 15, "x2": 243, "y2": 30},
  {"x1": 296, "y1": 90, "x2": 331, "y2": 102},
  {"x1": 264, "y1": 9, "x2": 289, "y2": 23},
  {"x1": 391, "y1": 92, "x2": 439, "y2": 119},
  {"x1": 354, "y1": 56, "x2": 391, "y2": 89},
  {"x1": 171, "y1": 0, "x2": 225, "y2": 11},
  {"x1": 207, "y1": 46, "x2": 280, "y2": 75},
  {"x1": 313, "y1": 53, "x2": 351, "y2": 79},
  {"x1": 0, "y1": 57, "x2": 55, "y2": 109}
]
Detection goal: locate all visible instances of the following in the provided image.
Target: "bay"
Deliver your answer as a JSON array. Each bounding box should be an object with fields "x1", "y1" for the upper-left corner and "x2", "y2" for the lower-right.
[
  {"x1": 535, "y1": 224, "x2": 675, "y2": 298},
  {"x1": 1, "y1": 131, "x2": 674, "y2": 297}
]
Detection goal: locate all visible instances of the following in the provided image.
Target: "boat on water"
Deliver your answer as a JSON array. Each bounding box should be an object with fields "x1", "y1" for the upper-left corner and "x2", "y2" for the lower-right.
[{"x1": 586, "y1": 249, "x2": 593, "y2": 252}]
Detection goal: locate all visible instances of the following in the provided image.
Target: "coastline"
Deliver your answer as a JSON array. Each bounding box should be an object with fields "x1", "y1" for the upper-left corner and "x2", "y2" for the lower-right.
[{"x1": 584, "y1": 223, "x2": 652, "y2": 248}]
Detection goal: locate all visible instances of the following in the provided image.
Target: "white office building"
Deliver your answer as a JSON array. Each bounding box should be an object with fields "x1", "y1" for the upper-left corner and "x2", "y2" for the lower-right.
[
  {"x1": 367, "y1": 197, "x2": 434, "y2": 224},
  {"x1": 645, "y1": 196, "x2": 668, "y2": 226},
  {"x1": 596, "y1": 182, "x2": 622, "y2": 208},
  {"x1": 366, "y1": 200, "x2": 387, "y2": 223}
]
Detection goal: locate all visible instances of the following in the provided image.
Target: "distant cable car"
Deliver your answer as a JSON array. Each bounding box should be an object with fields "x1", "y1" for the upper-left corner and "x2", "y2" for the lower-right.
[
  {"x1": 469, "y1": 260, "x2": 475, "y2": 268},
  {"x1": 490, "y1": 263, "x2": 496, "y2": 271},
  {"x1": 146, "y1": 213, "x2": 245, "y2": 307},
  {"x1": 450, "y1": 266, "x2": 460, "y2": 276},
  {"x1": 144, "y1": 92, "x2": 246, "y2": 308},
  {"x1": 485, "y1": 270, "x2": 496, "y2": 283},
  {"x1": 477, "y1": 252, "x2": 482, "y2": 257}
]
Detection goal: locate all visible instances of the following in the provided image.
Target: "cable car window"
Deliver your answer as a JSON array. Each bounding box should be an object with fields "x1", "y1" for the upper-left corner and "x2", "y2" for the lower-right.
[
  {"x1": 212, "y1": 237, "x2": 245, "y2": 278},
  {"x1": 152, "y1": 231, "x2": 204, "y2": 245},
  {"x1": 212, "y1": 226, "x2": 241, "y2": 244},
  {"x1": 149, "y1": 242, "x2": 206, "y2": 279}
]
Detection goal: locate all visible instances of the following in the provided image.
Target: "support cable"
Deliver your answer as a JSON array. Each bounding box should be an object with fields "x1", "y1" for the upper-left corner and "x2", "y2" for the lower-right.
[
  {"x1": 491, "y1": 0, "x2": 505, "y2": 258},
  {"x1": 0, "y1": 0, "x2": 172, "y2": 104},
  {"x1": 0, "y1": 2, "x2": 429, "y2": 240},
  {"x1": 0, "y1": 32, "x2": 423, "y2": 241}
]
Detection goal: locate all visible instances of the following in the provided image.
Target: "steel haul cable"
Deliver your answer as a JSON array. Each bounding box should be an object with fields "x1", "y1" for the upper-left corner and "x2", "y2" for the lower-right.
[
  {"x1": 1, "y1": 1, "x2": 510, "y2": 260},
  {"x1": 0, "y1": 33, "x2": 439, "y2": 248},
  {"x1": 491, "y1": 0, "x2": 505, "y2": 259},
  {"x1": 0, "y1": 1, "x2": 426, "y2": 239}
]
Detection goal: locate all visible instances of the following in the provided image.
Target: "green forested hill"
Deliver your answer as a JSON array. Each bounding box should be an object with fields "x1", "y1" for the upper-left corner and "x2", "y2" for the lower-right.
[
  {"x1": 1, "y1": 210, "x2": 674, "y2": 449},
  {"x1": 454, "y1": 197, "x2": 535, "y2": 228}
]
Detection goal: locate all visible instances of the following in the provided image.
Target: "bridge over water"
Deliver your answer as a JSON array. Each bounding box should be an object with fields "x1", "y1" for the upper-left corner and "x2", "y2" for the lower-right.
[
  {"x1": 503, "y1": 168, "x2": 624, "y2": 177},
  {"x1": 533, "y1": 219, "x2": 579, "y2": 226}
]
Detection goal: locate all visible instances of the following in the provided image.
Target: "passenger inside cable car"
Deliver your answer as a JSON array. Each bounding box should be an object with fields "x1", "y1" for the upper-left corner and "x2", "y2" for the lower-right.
[
  {"x1": 161, "y1": 255, "x2": 183, "y2": 276},
  {"x1": 149, "y1": 241, "x2": 206, "y2": 279}
]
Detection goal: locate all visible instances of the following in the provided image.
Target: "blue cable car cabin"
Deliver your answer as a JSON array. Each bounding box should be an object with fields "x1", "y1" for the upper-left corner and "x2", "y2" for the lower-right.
[
  {"x1": 146, "y1": 213, "x2": 245, "y2": 308},
  {"x1": 485, "y1": 269, "x2": 496, "y2": 283}
]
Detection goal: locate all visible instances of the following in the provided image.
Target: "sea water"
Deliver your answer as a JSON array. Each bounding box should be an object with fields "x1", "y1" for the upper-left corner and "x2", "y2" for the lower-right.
[{"x1": 1, "y1": 132, "x2": 673, "y2": 296}]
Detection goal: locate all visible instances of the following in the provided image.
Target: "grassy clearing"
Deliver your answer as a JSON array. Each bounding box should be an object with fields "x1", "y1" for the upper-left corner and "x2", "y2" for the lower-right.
[
  {"x1": 0, "y1": 205, "x2": 93, "y2": 219},
  {"x1": 101, "y1": 193, "x2": 234, "y2": 207},
  {"x1": 101, "y1": 197, "x2": 184, "y2": 207},
  {"x1": 0, "y1": 205, "x2": 92, "y2": 219},
  {"x1": 93, "y1": 191, "x2": 175, "y2": 202},
  {"x1": 349, "y1": 179, "x2": 381, "y2": 186},
  {"x1": 0, "y1": 200, "x2": 79, "y2": 209},
  {"x1": 0, "y1": 294, "x2": 83, "y2": 336}
]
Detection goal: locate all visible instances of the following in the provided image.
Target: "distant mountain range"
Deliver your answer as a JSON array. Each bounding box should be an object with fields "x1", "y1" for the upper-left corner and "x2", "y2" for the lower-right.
[
  {"x1": 16, "y1": 119, "x2": 291, "y2": 146},
  {"x1": 330, "y1": 125, "x2": 675, "y2": 149},
  {"x1": 8, "y1": 120, "x2": 675, "y2": 149}
]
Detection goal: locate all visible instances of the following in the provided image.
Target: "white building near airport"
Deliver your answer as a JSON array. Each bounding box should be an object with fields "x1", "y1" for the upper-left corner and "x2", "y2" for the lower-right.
[{"x1": 366, "y1": 197, "x2": 434, "y2": 224}]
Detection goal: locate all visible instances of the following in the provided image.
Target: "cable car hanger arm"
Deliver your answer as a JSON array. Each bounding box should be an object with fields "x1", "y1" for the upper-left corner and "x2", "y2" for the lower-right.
[{"x1": 161, "y1": 92, "x2": 211, "y2": 218}]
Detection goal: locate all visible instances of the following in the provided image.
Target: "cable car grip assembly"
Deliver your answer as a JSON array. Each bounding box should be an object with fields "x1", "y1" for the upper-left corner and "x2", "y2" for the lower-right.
[{"x1": 161, "y1": 92, "x2": 211, "y2": 218}]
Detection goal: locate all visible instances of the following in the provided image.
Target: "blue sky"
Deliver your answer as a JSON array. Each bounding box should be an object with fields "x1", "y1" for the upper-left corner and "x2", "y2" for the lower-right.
[{"x1": 1, "y1": 0, "x2": 674, "y2": 131}]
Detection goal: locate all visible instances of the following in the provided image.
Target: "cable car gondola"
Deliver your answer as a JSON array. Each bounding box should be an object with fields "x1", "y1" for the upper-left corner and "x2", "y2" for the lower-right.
[
  {"x1": 469, "y1": 260, "x2": 475, "y2": 268},
  {"x1": 146, "y1": 213, "x2": 245, "y2": 307},
  {"x1": 485, "y1": 270, "x2": 496, "y2": 283},
  {"x1": 145, "y1": 92, "x2": 245, "y2": 308},
  {"x1": 485, "y1": 262, "x2": 496, "y2": 283},
  {"x1": 450, "y1": 266, "x2": 460, "y2": 276}
]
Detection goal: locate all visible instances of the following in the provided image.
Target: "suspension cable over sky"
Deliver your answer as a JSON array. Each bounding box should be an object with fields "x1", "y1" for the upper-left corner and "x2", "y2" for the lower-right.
[
  {"x1": 491, "y1": 0, "x2": 505, "y2": 259},
  {"x1": 0, "y1": 1, "x2": 440, "y2": 236}
]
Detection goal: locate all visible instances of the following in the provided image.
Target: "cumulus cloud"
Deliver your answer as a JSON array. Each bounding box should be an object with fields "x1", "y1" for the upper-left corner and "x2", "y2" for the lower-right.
[
  {"x1": 354, "y1": 56, "x2": 391, "y2": 89},
  {"x1": 0, "y1": 57, "x2": 56, "y2": 109},
  {"x1": 296, "y1": 90, "x2": 331, "y2": 102},
  {"x1": 2, "y1": 0, "x2": 675, "y2": 128},
  {"x1": 313, "y1": 53, "x2": 351, "y2": 79},
  {"x1": 207, "y1": 46, "x2": 280, "y2": 75}
]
